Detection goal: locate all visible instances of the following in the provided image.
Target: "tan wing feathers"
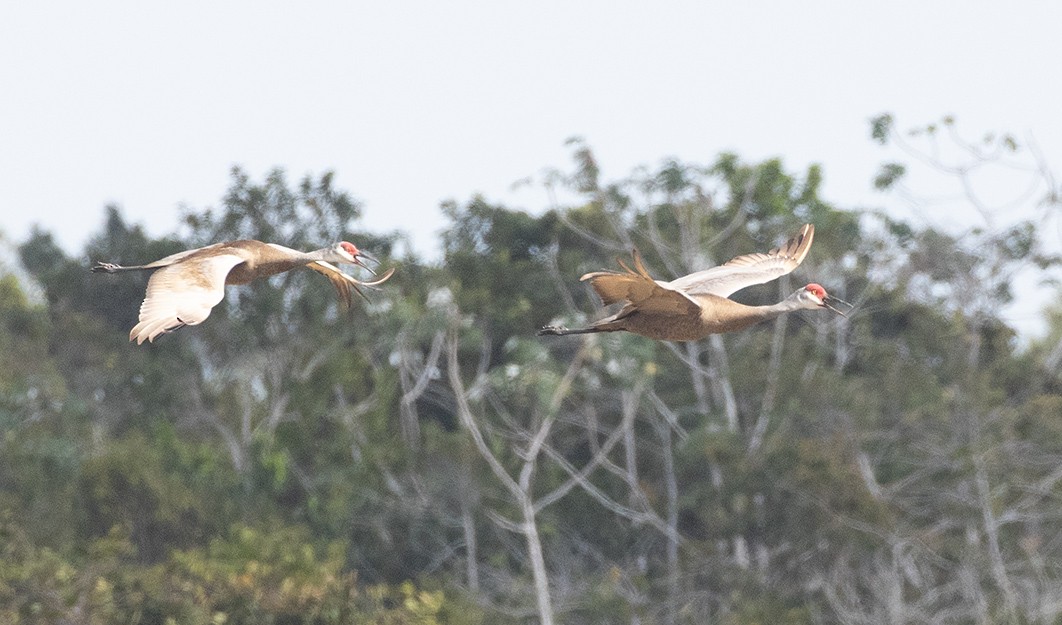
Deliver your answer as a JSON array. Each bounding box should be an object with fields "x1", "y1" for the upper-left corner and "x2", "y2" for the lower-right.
[
  {"x1": 583, "y1": 249, "x2": 652, "y2": 306},
  {"x1": 580, "y1": 249, "x2": 700, "y2": 316},
  {"x1": 307, "y1": 261, "x2": 354, "y2": 308},
  {"x1": 614, "y1": 249, "x2": 653, "y2": 280},
  {"x1": 306, "y1": 261, "x2": 397, "y2": 308}
]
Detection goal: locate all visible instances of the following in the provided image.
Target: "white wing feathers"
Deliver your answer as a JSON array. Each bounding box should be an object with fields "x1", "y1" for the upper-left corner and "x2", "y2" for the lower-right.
[
  {"x1": 665, "y1": 224, "x2": 814, "y2": 298},
  {"x1": 580, "y1": 224, "x2": 814, "y2": 315},
  {"x1": 129, "y1": 253, "x2": 246, "y2": 344},
  {"x1": 664, "y1": 256, "x2": 797, "y2": 298}
]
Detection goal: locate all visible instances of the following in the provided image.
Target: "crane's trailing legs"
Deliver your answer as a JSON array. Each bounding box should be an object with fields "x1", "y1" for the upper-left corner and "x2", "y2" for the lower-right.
[
  {"x1": 538, "y1": 324, "x2": 614, "y2": 337},
  {"x1": 92, "y1": 262, "x2": 151, "y2": 273}
]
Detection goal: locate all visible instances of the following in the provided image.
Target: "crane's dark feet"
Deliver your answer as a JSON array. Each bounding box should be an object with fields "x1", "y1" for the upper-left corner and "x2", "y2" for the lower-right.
[{"x1": 91, "y1": 262, "x2": 122, "y2": 273}]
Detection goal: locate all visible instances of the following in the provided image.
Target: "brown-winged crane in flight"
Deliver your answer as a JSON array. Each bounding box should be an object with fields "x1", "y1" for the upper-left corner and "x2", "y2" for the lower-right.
[
  {"x1": 93, "y1": 240, "x2": 395, "y2": 344},
  {"x1": 538, "y1": 224, "x2": 844, "y2": 342}
]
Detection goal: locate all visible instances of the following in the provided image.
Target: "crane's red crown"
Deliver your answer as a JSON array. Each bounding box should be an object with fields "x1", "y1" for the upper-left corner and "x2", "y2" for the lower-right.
[
  {"x1": 339, "y1": 241, "x2": 361, "y2": 257},
  {"x1": 805, "y1": 283, "x2": 827, "y2": 300}
]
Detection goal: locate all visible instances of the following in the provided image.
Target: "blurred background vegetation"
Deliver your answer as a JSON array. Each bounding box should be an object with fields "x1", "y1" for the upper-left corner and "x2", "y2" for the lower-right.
[{"x1": 1, "y1": 117, "x2": 1060, "y2": 624}]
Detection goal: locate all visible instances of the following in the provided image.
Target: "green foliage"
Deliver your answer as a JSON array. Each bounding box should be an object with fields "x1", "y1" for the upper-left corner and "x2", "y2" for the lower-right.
[
  {"x1": 563, "y1": 136, "x2": 601, "y2": 193},
  {"x1": 0, "y1": 518, "x2": 481, "y2": 625},
  {"x1": 869, "y1": 112, "x2": 894, "y2": 144},
  {"x1": 2, "y1": 146, "x2": 1060, "y2": 625},
  {"x1": 80, "y1": 428, "x2": 236, "y2": 561},
  {"x1": 720, "y1": 594, "x2": 814, "y2": 625},
  {"x1": 872, "y1": 162, "x2": 906, "y2": 190},
  {"x1": 0, "y1": 273, "x2": 64, "y2": 424},
  {"x1": 442, "y1": 196, "x2": 565, "y2": 342}
]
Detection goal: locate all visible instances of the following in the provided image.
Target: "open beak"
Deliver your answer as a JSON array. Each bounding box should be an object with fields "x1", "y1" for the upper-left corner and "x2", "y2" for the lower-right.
[
  {"x1": 821, "y1": 295, "x2": 851, "y2": 316},
  {"x1": 353, "y1": 250, "x2": 379, "y2": 275}
]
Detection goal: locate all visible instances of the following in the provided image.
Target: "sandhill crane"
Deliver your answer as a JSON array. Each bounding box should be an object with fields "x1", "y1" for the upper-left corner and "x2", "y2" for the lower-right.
[
  {"x1": 92, "y1": 240, "x2": 395, "y2": 344},
  {"x1": 538, "y1": 224, "x2": 844, "y2": 341}
]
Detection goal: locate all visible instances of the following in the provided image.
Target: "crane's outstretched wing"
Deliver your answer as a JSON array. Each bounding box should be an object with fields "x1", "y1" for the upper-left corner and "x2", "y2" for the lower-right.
[
  {"x1": 666, "y1": 224, "x2": 814, "y2": 298},
  {"x1": 131, "y1": 242, "x2": 231, "y2": 270},
  {"x1": 306, "y1": 261, "x2": 396, "y2": 307},
  {"x1": 580, "y1": 249, "x2": 701, "y2": 317},
  {"x1": 129, "y1": 254, "x2": 245, "y2": 344}
]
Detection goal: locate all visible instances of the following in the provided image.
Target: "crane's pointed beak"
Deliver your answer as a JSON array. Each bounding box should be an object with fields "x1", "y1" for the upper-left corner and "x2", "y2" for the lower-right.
[
  {"x1": 353, "y1": 251, "x2": 380, "y2": 275},
  {"x1": 822, "y1": 295, "x2": 850, "y2": 316}
]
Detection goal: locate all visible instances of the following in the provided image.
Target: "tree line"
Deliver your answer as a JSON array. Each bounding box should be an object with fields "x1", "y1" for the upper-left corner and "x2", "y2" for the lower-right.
[{"x1": 1, "y1": 119, "x2": 1060, "y2": 624}]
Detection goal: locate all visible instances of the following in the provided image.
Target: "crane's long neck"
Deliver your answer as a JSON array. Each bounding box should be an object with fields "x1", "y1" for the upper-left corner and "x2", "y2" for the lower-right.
[
  {"x1": 299, "y1": 247, "x2": 335, "y2": 263},
  {"x1": 254, "y1": 243, "x2": 334, "y2": 266},
  {"x1": 706, "y1": 297, "x2": 807, "y2": 332},
  {"x1": 752, "y1": 296, "x2": 808, "y2": 321},
  {"x1": 692, "y1": 294, "x2": 810, "y2": 336},
  {"x1": 237, "y1": 244, "x2": 337, "y2": 282}
]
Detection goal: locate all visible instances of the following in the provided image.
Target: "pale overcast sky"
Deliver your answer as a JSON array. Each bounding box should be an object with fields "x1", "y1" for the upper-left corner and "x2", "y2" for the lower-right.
[{"x1": 1, "y1": 1, "x2": 1059, "y2": 336}]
